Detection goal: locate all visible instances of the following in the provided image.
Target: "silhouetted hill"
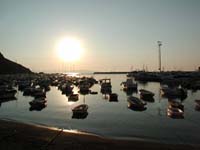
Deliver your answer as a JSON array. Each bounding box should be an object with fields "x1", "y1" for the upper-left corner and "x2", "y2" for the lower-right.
[{"x1": 0, "y1": 52, "x2": 32, "y2": 74}]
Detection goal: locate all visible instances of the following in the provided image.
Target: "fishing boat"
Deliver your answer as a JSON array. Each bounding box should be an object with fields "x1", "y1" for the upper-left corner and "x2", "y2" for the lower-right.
[
  {"x1": 127, "y1": 96, "x2": 147, "y2": 109},
  {"x1": 68, "y1": 94, "x2": 79, "y2": 101},
  {"x1": 78, "y1": 81, "x2": 90, "y2": 93},
  {"x1": 161, "y1": 86, "x2": 187, "y2": 99},
  {"x1": 100, "y1": 79, "x2": 112, "y2": 94},
  {"x1": 121, "y1": 79, "x2": 137, "y2": 91},
  {"x1": 61, "y1": 83, "x2": 74, "y2": 95},
  {"x1": 72, "y1": 104, "x2": 88, "y2": 114},
  {"x1": 109, "y1": 93, "x2": 118, "y2": 102},
  {"x1": 139, "y1": 89, "x2": 154, "y2": 101}
]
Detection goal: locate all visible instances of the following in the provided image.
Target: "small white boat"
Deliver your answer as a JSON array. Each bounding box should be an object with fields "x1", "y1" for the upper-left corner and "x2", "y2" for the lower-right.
[{"x1": 72, "y1": 104, "x2": 88, "y2": 114}]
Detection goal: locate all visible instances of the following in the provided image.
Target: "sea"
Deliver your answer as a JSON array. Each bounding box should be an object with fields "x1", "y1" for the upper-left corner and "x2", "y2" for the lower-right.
[{"x1": 0, "y1": 74, "x2": 200, "y2": 144}]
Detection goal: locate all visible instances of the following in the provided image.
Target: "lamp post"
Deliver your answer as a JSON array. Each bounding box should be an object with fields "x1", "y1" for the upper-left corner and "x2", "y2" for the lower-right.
[{"x1": 157, "y1": 41, "x2": 162, "y2": 72}]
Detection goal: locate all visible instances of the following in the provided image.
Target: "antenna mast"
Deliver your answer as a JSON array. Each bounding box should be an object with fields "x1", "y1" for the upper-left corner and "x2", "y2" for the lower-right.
[{"x1": 157, "y1": 41, "x2": 162, "y2": 72}]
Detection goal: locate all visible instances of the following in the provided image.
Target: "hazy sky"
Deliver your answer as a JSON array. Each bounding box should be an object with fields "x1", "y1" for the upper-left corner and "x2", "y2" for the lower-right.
[{"x1": 0, "y1": 0, "x2": 200, "y2": 72}]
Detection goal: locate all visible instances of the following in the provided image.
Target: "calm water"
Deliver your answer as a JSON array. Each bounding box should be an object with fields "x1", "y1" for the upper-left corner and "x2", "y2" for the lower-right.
[{"x1": 1, "y1": 74, "x2": 200, "y2": 144}]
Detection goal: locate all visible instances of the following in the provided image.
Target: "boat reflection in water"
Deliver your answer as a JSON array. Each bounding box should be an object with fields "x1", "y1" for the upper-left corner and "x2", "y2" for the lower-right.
[
  {"x1": 128, "y1": 104, "x2": 147, "y2": 111},
  {"x1": 29, "y1": 103, "x2": 47, "y2": 111},
  {"x1": 122, "y1": 87, "x2": 138, "y2": 96},
  {"x1": 0, "y1": 97, "x2": 17, "y2": 107},
  {"x1": 167, "y1": 99, "x2": 184, "y2": 119},
  {"x1": 0, "y1": 87, "x2": 17, "y2": 107},
  {"x1": 195, "y1": 99, "x2": 200, "y2": 111},
  {"x1": 161, "y1": 85, "x2": 187, "y2": 100},
  {"x1": 72, "y1": 111, "x2": 88, "y2": 119}
]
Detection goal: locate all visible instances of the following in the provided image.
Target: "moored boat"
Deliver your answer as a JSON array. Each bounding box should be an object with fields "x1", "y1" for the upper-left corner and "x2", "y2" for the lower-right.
[
  {"x1": 109, "y1": 93, "x2": 118, "y2": 102},
  {"x1": 72, "y1": 104, "x2": 88, "y2": 114},
  {"x1": 100, "y1": 79, "x2": 112, "y2": 94},
  {"x1": 139, "y1": 89, "x2": 154, "y2": 101},
  {"x1": 68, "y1": 94, "x2": 79, "y2": 101},
  {"x1": 29, "y1": 98, "x2": 47, "y2": 106},
  {"x1": 127, "y1": 96, "x2": 147, "y2": 109},
  {"x1": 29, "y1": 97, "x2": 47, "y2": 111},
  {"x1": 121, "y1": 79, "x2": 137, "y2": 91},
  {"x1": 161, "y1": 86, "x2": 187, "y2": 99},
  {"x1": 78, "y1": 81, "x2": 90, "y2": 93}
]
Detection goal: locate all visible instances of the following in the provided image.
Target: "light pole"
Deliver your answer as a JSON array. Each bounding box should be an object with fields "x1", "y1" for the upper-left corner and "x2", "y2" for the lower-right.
[{"x1": 157, "y1": 41, "x2": 162, "y2": 72}]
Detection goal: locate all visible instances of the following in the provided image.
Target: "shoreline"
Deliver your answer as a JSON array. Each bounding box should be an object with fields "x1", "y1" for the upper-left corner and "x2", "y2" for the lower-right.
[
  {"x1": 0, "y1": 119, "x2": 200, "y2": 150},
  {"x1": 0, "y1": 118, "x2": 183, "y2": 145}
]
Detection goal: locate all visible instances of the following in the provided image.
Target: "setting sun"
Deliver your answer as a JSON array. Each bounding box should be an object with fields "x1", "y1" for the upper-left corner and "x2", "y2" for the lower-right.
[{"x1": 57, "y1": 37, "x2": 83, "y2": 62}]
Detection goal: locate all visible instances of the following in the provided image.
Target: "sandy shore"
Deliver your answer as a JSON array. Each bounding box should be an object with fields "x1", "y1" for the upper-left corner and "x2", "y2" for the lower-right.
[{"x1": 0, "y1": 119, "x2": 199, "y2": 150}]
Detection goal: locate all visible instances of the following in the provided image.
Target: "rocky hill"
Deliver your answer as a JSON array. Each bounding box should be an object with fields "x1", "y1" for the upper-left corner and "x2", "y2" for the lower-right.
[{"x1": 0, "y1": 52, "x2": 32, "y2": 74}]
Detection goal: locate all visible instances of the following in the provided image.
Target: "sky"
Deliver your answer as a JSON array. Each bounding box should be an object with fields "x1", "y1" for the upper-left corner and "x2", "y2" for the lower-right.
[{"x1": 0, "y1": 0, "x2": 200, "y2": 73}]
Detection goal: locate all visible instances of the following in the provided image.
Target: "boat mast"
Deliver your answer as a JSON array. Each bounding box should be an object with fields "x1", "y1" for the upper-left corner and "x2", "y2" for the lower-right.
[{"x1": 157, "y1": 41, "x2": 162, "y2": 72}]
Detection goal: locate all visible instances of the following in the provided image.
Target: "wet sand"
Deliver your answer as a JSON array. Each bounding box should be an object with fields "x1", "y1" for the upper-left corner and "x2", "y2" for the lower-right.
[{"x1": 0, "y1": 119, "x2": 199, "y2": 150}]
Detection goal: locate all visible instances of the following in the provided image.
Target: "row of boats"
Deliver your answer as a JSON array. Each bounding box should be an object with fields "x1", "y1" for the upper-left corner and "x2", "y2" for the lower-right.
[
  {"x1": 127, "y1": 95, "x2": 186, "y2": 118},
  {"x1": 0, "y1": 73, "x2": 200, "y2": 119},
  {"x1": 65, "y1": 78, "x2": 198, "y2": 119}
]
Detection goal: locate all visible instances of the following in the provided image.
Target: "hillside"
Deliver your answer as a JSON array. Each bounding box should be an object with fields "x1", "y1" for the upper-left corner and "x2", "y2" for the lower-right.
[{"x1": 0, "y1": 52, "x2": 32, "y2": 74}]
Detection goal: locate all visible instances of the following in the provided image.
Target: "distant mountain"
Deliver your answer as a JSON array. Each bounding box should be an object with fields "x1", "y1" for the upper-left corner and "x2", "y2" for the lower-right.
[{"x1": 0, "y1": 52, "x2": 32, "y2": 74}]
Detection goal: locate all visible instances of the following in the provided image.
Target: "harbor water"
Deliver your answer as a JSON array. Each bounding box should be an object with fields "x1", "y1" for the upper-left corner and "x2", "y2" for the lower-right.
[{"x1": 0, "y1": 74, "x2": 200, "y2": 144}]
